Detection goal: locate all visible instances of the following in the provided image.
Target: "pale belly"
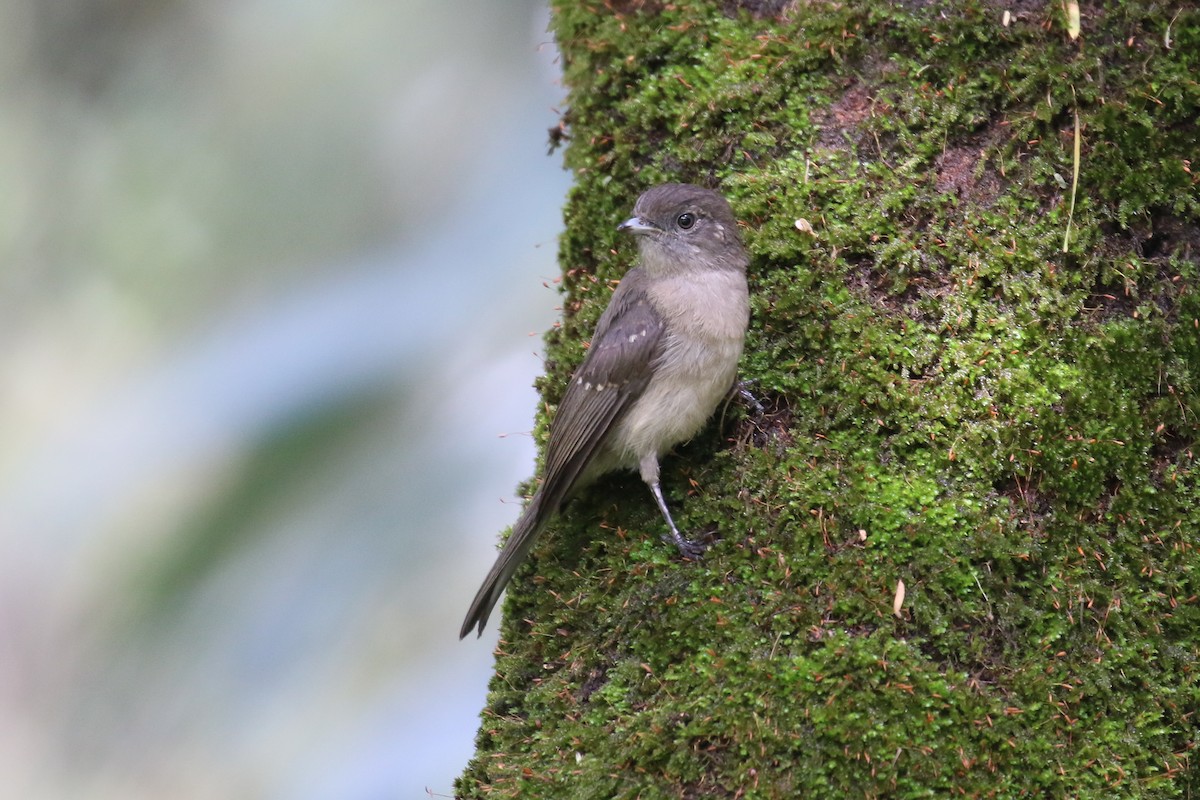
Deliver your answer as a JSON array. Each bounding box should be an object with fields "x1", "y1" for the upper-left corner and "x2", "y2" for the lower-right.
[
  {"x1": 602, "y1": 327, "x2": 743, "y2": 475},
  {"x1": 581, "y1": 267, "x2": 748, "y2": 485}
]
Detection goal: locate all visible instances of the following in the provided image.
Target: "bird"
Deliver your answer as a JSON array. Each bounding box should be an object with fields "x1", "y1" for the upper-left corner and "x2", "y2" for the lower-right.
[{"x1": 460, "y1": 183, "x2": 751, "y2": 638}]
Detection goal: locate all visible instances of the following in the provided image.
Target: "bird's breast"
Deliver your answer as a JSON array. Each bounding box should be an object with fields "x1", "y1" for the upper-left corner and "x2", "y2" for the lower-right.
[{"x1": 610, "y1": 269, "x2": 749, "y2": 463}]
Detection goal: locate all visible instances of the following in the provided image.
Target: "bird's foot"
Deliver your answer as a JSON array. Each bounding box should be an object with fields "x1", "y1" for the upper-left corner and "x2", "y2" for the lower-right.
[
  {"x1": 661, "y1": 526, "x2": 712, "y2": 559},
  {"x1": 736, "y1": 380, "x2": 765, "y2": 417}
]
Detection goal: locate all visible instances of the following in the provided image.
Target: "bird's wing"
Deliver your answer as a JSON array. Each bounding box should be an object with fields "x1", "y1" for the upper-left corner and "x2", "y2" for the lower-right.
[
  {"x1": 457, "y1": 269, "x2": 664, "y2": 639},
  {"x1": 537, "y1": 268, "x2": 665, "y2": 511}
]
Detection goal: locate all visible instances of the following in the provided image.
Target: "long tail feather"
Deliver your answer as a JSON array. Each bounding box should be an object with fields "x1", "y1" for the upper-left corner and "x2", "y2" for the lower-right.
[{"x1": 459, "y1": 492, "x2": 549, "y2": 639}]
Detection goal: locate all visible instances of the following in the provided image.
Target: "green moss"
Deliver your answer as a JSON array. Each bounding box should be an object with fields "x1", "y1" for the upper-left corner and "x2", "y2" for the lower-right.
[{"x1": 459, "y1": 0, "x2": 1200, "y2": 797}]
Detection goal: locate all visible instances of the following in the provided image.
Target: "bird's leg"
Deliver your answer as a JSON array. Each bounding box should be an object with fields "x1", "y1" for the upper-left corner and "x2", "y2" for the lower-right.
[
  {"x1": 640, "y1": 453, "x2": 705, "y2": 558},
  {"x1": 647, "y1": 480, "x2": 706, "y2": 558},
  {"x1": 735, "y1": 380, "x2": 765, "y2": 416},
  {"x1": 718, "y1": 379, "x2": 765, "y2": 431}
]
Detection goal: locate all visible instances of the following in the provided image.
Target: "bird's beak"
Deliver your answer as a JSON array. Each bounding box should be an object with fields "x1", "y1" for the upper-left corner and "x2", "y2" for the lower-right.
[{"x1": 617, "y1": 216, "x2": 659, "y2": 235}]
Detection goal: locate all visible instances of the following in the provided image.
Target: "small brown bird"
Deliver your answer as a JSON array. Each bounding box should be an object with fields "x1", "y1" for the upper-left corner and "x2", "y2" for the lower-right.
[{"x1": 460, "y1": 183, "x2": 750, "y2": 638}]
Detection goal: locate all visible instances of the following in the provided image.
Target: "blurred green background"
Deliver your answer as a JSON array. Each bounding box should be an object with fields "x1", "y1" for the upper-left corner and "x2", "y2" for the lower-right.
[{"x1": 0, "y1": 0, "x2": 569, "y2": 796}]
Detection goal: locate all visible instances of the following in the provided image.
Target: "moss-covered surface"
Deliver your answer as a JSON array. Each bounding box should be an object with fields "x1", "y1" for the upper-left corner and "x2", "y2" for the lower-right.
[{"x1": 457, "y1": 1, "x2": 1200, "y2": 797}]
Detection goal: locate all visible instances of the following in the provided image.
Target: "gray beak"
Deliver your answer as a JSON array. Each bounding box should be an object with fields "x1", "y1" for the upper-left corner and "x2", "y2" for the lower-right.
[{"x1": 617, "y1": 216, "x2": 659, "y2": 235}]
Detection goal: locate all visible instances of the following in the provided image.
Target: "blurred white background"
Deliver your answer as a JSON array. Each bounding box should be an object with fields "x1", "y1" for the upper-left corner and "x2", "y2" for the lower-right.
[{"x1": 0, "y1": 1, "x2": 570, "y2": 797}]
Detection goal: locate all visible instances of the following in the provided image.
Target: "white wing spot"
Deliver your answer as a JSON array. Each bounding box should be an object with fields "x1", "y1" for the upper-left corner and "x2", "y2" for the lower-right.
[{"x1": 584, "y1": 382, "x2": 592, "y2": 391}]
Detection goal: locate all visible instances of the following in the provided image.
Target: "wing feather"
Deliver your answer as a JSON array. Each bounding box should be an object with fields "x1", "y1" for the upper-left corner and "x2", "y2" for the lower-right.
[{"x1": 537, "y1": 268, "x2": 664, "y2": 512}]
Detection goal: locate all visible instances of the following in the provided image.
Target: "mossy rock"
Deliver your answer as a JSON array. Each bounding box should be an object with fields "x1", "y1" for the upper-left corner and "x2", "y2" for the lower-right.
[{"x1": 458, "y1": 1, "x2": 1200, "y2": 797}]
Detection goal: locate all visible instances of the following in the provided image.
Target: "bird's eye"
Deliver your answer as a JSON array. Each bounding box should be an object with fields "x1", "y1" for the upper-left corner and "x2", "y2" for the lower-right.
[{"x1": 676, "y1": 212, "x2": 696, "y2": 230}]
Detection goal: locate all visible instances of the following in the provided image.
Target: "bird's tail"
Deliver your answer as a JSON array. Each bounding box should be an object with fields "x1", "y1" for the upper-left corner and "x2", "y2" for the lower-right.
[{"x1": 459, "y1": 492, "x2": 549, "y2": 639}]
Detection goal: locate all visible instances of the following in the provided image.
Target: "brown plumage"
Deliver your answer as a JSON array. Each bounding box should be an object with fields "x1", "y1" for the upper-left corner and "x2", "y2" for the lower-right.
[{"x1": 460, "y1": 184, "x2": 750, "y2": 638}]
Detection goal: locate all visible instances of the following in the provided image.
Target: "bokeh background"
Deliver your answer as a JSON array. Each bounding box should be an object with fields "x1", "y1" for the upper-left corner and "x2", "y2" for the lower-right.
[{"x1": 0, "y1": 1, "x2": 570, "y2": 797}]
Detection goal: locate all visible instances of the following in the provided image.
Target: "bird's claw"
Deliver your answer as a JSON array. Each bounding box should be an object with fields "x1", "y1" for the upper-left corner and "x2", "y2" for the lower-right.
[
  {"x1": 736, "y1": 380, "x2": 765, "y2": 417},
  {"x1": 662, "y1": 529, "x2": 709, "y2": 559}
]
